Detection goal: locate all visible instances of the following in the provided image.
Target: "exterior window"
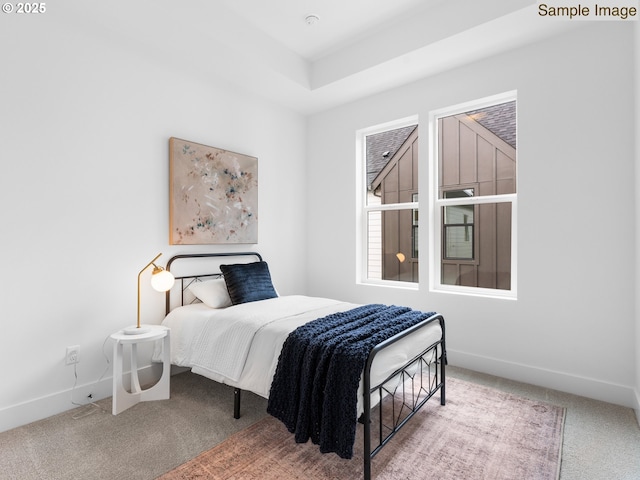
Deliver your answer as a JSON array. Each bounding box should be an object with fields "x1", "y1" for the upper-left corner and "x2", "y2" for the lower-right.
[
  {"x1": 443, "y1": 189, "x2": 475, "y2": 260},
  {"x1": 432, "y1": 93, "x2": 517, "y2": 296},
  {"x1": 359, "y1": 118, "x2": 419, "y2": 285}
]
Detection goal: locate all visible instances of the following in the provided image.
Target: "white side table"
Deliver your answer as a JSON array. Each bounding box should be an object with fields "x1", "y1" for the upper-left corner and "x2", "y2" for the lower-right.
[{"x1": 110, "y1": 325, "x2": 170, "y2": 415}]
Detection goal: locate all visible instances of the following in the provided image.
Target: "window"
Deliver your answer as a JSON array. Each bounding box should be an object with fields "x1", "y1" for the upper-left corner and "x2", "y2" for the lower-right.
[
  {"x1": 431, "y1": 93, "x2": 517, "y2": 297},
  {"x1": 358, "y1": 117, "x2": 419, "y2": 285},
  {"x1": 443, "y1": 189, "x2": 475, "y2": 260}
]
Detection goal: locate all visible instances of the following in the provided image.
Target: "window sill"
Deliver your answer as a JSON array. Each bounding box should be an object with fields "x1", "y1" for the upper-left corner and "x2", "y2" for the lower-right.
[
  {"x1": 431, "y1": 284, "x2": 517, "y2": 300},
  {"x1": 358, "y1": 279, "x2": 419, "y2": 291}
]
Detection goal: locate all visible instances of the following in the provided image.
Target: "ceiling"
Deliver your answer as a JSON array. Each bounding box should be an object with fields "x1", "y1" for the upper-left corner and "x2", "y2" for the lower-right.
[
  {"x1": 217, "y1": 0, "x2": 582, "y2": 113},
  {"x1": 217, "y1": 0, "x2": 446, "y2": 61},
  {"x1": 59, "y1": 0, "x2": 582, "y2": 115}
]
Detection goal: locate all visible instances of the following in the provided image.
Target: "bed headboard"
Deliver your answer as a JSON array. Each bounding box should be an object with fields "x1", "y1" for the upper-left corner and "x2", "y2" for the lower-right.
[{"x1": 164, "y1": 252, "x2": 263, "y2": 315}]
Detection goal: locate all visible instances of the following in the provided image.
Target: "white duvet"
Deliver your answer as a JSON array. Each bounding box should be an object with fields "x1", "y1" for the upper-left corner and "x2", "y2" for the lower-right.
[{"x1": 156, "y1": 295, "x2": 443, "y2": 411}]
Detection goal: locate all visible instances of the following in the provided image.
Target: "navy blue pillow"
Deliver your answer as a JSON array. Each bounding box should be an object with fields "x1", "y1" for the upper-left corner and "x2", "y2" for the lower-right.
[{"x1": 220, "y1": 261, "x2": 278, "y2": 305}]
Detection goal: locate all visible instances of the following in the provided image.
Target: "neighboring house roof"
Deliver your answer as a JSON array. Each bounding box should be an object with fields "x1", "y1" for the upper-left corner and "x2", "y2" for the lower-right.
[
  {"x1": 366, "y1": 124, "x2": 417, "y2": 189},
  {"x1": 466, "y1": 100, "x2": 516, "y2": 148},
  {"x1": 365, "y1": 101, "x2": 515, "y2": 191}
]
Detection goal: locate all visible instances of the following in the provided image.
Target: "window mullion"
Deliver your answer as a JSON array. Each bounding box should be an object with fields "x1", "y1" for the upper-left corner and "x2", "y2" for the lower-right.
[
  {"x1": 436, "y1": 194, "x2": 515, "y2": 207},
  {"x1": 364, "y1": 202, "x2": 419, "y2": 212}
]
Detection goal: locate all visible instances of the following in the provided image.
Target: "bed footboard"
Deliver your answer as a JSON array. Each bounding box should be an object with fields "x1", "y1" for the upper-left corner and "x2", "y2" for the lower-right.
[
  {"x1": 233, "y1": 313, "x2": 445, "y2": 480},
  {"x1": 362, "y1": 313, "x2": 446, "y2": 480}
]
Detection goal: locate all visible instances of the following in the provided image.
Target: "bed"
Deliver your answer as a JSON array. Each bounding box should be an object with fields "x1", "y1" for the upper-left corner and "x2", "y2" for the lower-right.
[{"x1": 157, "y1": 252, "x2": 446, "y2": 480}]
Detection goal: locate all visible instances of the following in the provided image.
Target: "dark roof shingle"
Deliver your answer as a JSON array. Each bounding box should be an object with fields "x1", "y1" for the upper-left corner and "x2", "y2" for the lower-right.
[
  {"x1": 466, "y1": 101, "x2": 516, "y2": 148},
  {"x1": 366, "y1": 125, "x2": 417, "y2": 189}
]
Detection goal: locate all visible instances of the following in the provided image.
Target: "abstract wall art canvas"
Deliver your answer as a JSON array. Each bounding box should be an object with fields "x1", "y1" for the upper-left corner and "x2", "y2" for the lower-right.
[{"x1": 169, "y1": 137, "x2": 258, "y2": 244}]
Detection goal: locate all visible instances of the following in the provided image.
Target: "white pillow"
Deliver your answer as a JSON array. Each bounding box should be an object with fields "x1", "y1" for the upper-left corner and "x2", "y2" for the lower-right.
[{"x1": 187, "y1": 278, "x2": 232, "y2": 309}]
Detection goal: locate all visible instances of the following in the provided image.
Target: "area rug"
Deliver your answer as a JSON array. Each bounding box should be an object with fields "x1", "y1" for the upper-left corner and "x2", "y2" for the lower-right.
[{"x1": 157, "y1": 377, "x2": 565, "y2": 480}]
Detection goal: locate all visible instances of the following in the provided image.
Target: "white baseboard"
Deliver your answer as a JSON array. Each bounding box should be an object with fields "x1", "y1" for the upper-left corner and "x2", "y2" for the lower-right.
[
  {"x1": 0, "y1": 364, "x2": 166, "y2": 434},
  {"x1": 3, "y1": 354, "x2": 637, "y2": 432},
  {"x1": 448, "y1": 349, "x2": 637, "y2": 409}
]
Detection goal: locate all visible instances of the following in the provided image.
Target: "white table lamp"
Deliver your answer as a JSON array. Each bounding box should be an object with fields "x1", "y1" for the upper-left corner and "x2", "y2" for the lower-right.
[{"x1": 124, "y1": 253, "x2": 175, "y2": 335}]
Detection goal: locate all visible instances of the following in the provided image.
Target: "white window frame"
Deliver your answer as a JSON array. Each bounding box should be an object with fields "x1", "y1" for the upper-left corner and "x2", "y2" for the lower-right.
[
  {"x1": 356, "y1": 115, "x2": 419, "y2": 289},
  {"x1": 428, "y1": 92, "x2": 518, "y2": 299}
]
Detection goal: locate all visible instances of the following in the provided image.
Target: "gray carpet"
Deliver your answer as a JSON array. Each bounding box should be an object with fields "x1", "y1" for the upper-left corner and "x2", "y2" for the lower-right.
[{"x1": 1, "y1": 366, "x2": 639, "y2": 480}]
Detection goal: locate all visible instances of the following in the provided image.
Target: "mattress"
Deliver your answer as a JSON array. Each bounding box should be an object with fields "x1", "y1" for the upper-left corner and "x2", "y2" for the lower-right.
[{"x1": 155, "y1": 295, "x2": 442, "y2": 414}]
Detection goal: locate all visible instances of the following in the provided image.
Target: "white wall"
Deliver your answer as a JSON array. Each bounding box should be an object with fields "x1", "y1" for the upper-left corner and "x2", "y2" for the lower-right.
[
  {"x1": 1, "y1": 8, "x2": 636, "y2": 434},
  {"x1": 307, "y1": 22, "x2": 637, "y2": 407},
  {"x1": 0, "y1": 9, "x2": 307, "y2": 431}
]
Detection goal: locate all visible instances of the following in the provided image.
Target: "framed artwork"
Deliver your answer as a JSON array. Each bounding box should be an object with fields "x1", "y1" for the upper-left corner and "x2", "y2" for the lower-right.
[{"x1": 169, "y1": 137, "x2": 258, "y2": 245}]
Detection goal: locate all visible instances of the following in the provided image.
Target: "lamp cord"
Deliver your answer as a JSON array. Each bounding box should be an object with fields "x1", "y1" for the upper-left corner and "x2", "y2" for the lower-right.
[{"x1": 70, "y1": 334, "x2": 111, "y2": 414}]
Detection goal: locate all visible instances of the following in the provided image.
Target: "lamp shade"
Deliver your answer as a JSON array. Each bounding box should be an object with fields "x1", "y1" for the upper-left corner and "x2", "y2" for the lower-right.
[{"x1": 151, "y1": 268, "x2": 175, "y2": 292}]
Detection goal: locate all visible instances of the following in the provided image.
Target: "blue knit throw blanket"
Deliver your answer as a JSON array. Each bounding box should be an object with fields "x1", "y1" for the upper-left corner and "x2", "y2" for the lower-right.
[{"x1": 266, "y1": 304, "x2": 435, "y2": 459}]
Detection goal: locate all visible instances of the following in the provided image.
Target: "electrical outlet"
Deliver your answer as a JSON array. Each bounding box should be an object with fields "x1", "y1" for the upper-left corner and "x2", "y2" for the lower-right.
[{"x1": 65, "y1": 345, "x2": 80, "y2": 365}]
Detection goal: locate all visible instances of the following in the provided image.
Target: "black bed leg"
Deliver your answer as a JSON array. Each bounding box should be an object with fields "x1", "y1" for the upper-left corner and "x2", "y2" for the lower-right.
[
  {"x1": 234, "y1": 388, "x2": 241, "y2": 419},
  {"x1": 440, "y1": 356, "x2": 446, "y2": 406}
]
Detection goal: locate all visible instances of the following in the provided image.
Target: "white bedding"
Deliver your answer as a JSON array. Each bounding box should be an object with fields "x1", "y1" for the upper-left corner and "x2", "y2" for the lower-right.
[{"x1": 156, "y1": 295, "x2": 443, "y2": 412}]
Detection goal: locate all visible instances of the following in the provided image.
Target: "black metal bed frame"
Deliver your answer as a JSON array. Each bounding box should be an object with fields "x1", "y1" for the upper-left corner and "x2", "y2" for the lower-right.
[{"x1": 164, "y1": 252, "x2": 446, "y2": 480}]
